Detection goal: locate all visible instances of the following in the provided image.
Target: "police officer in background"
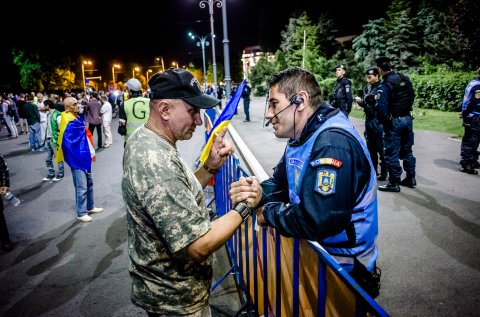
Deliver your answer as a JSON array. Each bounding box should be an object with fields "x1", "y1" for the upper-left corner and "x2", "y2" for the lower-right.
[
  {"x1": 355, "y1": 67, "x2": 387, "y2": 181},
  {"x1": 118, "y1": 78, "x2": 150, "y2": 147},
  {"x1": 375, "y1": 56, "x2": 416, "y2": 192},
  {"x1": 459, "y1": 67, "x2": 480, "y2": 174},
  {"x1": 332, "y1": 64, "x2": 353, "y2": 117}
]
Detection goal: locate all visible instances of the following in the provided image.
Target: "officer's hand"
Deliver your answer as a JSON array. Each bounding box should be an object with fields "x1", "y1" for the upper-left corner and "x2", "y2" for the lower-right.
[
  {"x1": 256, "y1": 208, "x2": 268, "y2": 227},
  {"x1": 230, "y1": 176, "x2": 262, "y2": 208},
  {"x1": 206, "y1": 127, "x2": 234, "y2": 169}
]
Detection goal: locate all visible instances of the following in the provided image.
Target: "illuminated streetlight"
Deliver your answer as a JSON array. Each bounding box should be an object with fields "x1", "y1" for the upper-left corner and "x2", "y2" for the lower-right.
[
  {"x1": 112, "y1": 64, "x2": 120, "y2": 84},
  {"x1": 188, "y1": 32, "x2": 210, "y2": 91},
  {"x1": 132, "y1": 67, "x2": 140, "y2": 78},
  {"x1": 155, "y1": 57, "x2": 165, "y2": 72},
  {"x1": 198, "y1": 0, "x2": 222, "y2": 96},
  {"x1": 171, "y1": 61, "x2": 178, "y2": 68},
  {"x1": 81, "y1": 60, "x2": 92, "y2": 91},
  {"x1": 146, "y1": 69, "x2": 153, "y2": 82}
]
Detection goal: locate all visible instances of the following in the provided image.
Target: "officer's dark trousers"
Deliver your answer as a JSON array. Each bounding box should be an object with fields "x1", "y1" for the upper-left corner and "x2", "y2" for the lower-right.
[
  {"x1": 384, "y1": 115, "x2": 416, "y2": 182},
  {"x1": 243, "y1": 98, "x2": 250, "y2": 121},
  {"x1": 460, "y1": 117, "x2": 480, "y2": 167},
  {"x1": 365, "y1": 118, "x2": 387, "y2": 177}
]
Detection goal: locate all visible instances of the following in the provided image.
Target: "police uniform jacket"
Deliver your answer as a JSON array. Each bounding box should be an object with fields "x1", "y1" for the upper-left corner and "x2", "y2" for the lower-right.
[
  {"x1": 332, "y1": 77, "x2": 353, "y2": 113},
  {"x1": 358, "y1": 82, "x2": 381, "y2": 120},
  {"x1": 375, "y1": 71, "x2": 414, "y2": 125},
  {"x1": 259, "y1": 104, "x2": 379, "y2": 271},
  {"x1": 462, "y1": 76, "x2": 480, "y2": 119}
]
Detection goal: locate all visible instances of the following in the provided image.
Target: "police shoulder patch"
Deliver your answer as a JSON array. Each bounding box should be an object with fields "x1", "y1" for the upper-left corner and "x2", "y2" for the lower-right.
[
  {"x1": 310, "y1": 158, "x2": 343, "y2": 168},
  {"x1": 314, "y1": 169, "x2": 336, "y2": 195}
]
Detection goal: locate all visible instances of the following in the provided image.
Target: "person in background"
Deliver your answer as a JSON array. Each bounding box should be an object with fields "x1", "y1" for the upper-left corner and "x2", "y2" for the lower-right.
[
  {"x1": 1, "y1": 94, "x2": 18, "y2": 139},
  {"x1": 122, "y1": 68, "x2": 252, "y2": 316},
  {"x1": 85, "y1": 92, "x2": 103, "y2": 149},
  {"x1": 23, "y1": 94, "x2": 44, "y2": 152},
  {"x1": 242, "y1": 80, "x2": 252, "y2": 122},
  {"x1": 0, "y1": 153, "x2": 13, "y2": 252},
  {"x1": 42, "y1": 100, "x2": 64, "y2": 182},
  {"x1": 459, "y1": 67, "x2": 480, "y2": 174},
  {"x1": 15, "y1": 93, "x2": 28, "y2": 135},
  {"x1": 55, "y1": 97, "x2": 103, "y2": 222},
  {"x1": 230, "y1": 67, "x2": 381, "y2": 298},
  {"x1": 355, "y1": 67, "x2": 388, "y2": 181},
  {"x1": 100, "y1": 94, "x2": 113, "y2": 148},
  {"x1": 375, "y1": 56, "x2": 416, "y2": 192},
  {"x1": 118, "y1": 78, "x2": 150, "y2": 146},
  {"x1": 331, "y1": 64, "x2": 353, "y2": 117}
]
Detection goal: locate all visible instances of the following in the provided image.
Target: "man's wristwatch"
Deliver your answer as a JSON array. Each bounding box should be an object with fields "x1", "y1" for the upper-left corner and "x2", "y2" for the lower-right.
[
  {"x1": 233, "y1": 201, "x2": 252, "y2": 221},
  {"x1": 203, "y1": 164, "x2": 220, "y2": 174}
]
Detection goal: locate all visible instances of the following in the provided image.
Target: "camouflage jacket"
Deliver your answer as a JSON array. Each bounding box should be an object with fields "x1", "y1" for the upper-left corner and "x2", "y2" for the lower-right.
[{"x1": 122, "y1": 126, "x2": 212, "y2": 314}]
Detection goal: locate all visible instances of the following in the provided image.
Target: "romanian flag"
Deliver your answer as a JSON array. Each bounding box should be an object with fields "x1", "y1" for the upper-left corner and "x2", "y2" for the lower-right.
[
  {"x1": 199, "y1": 79, "x2": 246, "y2": 164},
  {"x1": 55, "y1": 113, "x2": 96, "y2": 172}
]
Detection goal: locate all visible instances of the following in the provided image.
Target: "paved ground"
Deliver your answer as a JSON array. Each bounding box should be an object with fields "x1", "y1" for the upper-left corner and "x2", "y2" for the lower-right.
[{"x1": 229, "y1": 97, "x2": 480, "y2": 316}]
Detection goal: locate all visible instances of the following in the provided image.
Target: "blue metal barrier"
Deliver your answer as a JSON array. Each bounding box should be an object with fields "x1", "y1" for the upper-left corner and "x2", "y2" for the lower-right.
[{"x1": 210, "y1": 155, "x2": 389, "y2": 317}]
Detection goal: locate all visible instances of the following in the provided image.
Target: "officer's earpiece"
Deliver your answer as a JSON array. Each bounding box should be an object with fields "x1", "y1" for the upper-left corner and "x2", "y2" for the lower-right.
[{"x1": 291, "y1": 95, "x2": 304, "y2": 106}]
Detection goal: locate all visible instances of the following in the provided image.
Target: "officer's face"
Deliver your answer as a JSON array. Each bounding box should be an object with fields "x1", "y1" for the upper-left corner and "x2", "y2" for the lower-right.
[
  {"x1": 168, "y1": 99, "x2": 202, "y2": 141},
  {"x1": 366, "y1": 75, "x2": 378, "y2": 84},
  {"x1": 266, "y1": 85, "x2": 296, "y2": 139},
  {"x1": 335, "y1": 68, "x2": 345, "y2": 78}
]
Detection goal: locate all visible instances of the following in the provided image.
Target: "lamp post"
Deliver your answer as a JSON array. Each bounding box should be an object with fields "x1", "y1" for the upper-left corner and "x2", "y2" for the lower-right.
[
  {"x1": 198, "y1": 0, "x2": 222, "y2": 96},
  {"x1": 221, "y1": 0, "x2": 231, "y2": 99},
  {"x1": 146, "y1": 69, "x2": 153, "y2": 82},
  {"x1": 189, "y1": 32, "x2": 210, "y2": 91},
  {"x1": 81, "y1": 60, "x2": 92, "y2": 91},
  {"x1": 172, "y1": 61, "x2": 178, "y2": 69},
  {"x1": 112, "y1": 64, "x2": 120, "y2": 85},
  {"x1": 132, "y1": 67, "x2": 140, "y2": 78},
  {"x1": 155, "y1": 57, "x2": 165, "y2": 72}
]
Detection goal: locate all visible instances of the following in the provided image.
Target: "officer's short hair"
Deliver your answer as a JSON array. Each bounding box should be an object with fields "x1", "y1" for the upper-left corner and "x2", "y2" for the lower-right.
[{"x1": 375, "y1": 56, "x2": 392, "y2": 71}]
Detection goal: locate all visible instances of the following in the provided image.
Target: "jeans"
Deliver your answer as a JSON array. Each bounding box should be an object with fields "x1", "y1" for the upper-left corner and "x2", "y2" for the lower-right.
[
  {"x1": 45, "y1": 139, "x2": 64, "y2": 178},
  {"x1": 384, "y1": 115, "x2": 416, "y2": 182},
  {"x1": 71, "y1": 168, "x2": 95, "y2": 217},
  {"x1": 28, "y1": 122, "x2": 43, "y2": 150}
]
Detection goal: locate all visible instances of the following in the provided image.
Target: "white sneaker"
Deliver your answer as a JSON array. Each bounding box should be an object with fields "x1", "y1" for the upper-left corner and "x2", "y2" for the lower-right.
[
  {"x1": 42, "y1": 177, "x2": 53, "y2": 181},
  {"x1": 77, "y1": 215, "x2": 93, "y2": 222},
  {"x1": 52, "y1": 177, "x2": 63, "y2": 182},
  {"x1": 88, "y1": 207, "x2": 104, "y2": 214}
]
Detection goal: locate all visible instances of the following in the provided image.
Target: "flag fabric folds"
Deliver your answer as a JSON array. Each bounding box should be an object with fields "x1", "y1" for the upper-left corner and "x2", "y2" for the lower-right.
[
  {"x1": 199, "y1": 79, "x2": 247, "y2": 164},
  {"x1": 55, "y1": 114, "x2": 96, "y2": 172}
]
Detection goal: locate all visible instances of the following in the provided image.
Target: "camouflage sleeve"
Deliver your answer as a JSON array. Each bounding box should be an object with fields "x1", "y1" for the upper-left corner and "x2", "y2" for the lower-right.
[{"x1": 144, "y1": 175, "x2": 210, "y2": 254}]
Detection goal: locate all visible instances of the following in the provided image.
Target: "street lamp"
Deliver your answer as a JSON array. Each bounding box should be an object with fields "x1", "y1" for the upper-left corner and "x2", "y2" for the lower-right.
[
  {"x1": 81, "y1": 60, "x2": 92, "y2": 91},
  {"x1": 112, "y1": 64, "x2": 120, "y2": 84},
  {"x1": 132, "y1": 67, "x2": 140, "y2": 78},
  {"x1": 146, "y1": 69, "x2": 153, "y2": 82},
  {"x1": 155, "y1": 57, "x2": 165, "y2": 72},
  {"x1": 171, "y1": 61, "x2": 178, "y2": 68},
  {"x1": 189, "y1": 32, "x2": 210, "y2": 91},
  {"x1": 198, "y1": 0, "x2": 222, "y2": 96}
]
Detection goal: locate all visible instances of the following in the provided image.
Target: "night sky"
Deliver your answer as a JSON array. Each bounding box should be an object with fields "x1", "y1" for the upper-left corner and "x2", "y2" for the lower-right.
[{"x1": 1, "y1": 0, "x2": 389, "y2": 89}]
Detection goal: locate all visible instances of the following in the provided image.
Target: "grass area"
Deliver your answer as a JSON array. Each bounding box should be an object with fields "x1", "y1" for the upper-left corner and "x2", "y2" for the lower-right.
[{"x1": 349, "y1": 107, "x2": 464, "y2": 138}]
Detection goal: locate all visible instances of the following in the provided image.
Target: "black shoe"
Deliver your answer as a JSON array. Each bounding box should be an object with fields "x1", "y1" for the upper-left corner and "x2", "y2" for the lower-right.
[
  {"x1": 1, "y1": 240, "x2": 13, "y2": 252},
  {"x1": 377, "y1": 175, "x2": 387, "y2": 181},
  {"x1": 460, "y1": 166, "x2": 478, "y2": 175},
  {"x1": 400, "y1": 177, "x2": 416, "y2": 188},
  {"x1": 243, "y1": 119, "x2": 250, "y2": 122},
  {"x1": 378, "y1": 182, "x2": 400, "y2": 192},
  {"x1": 473, "y1": 161, "x2": 480, "y2": 169}
]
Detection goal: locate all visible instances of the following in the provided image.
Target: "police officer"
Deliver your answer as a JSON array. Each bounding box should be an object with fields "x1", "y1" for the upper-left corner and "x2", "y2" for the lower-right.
[
  {"x1": 460, "y1": 67, "x2": 480, "y2": 174},
  {"x1": 332, "y1": 64, "x2": 353, "y2": 117},
  {"x1": 355, "y1": 67, "x2": 387, "y2": 180},
  {"x1": 118, "y1": 78, "x2": 150, "y2": 146},
  {"x1": 242, "y1": 80, "x2": 252, "y2": 122},
  {"x1": 375, "y1": 56, "x2": 416, "y2": 192},
  {"x1": 230, "y1": 67, "x2": 381, "y2": 298}
]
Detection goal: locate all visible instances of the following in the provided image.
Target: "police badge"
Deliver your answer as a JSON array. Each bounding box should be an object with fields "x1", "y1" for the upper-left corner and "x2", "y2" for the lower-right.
[{"x1": 314, "y1": 169, "x2": 336, "y2": 195}]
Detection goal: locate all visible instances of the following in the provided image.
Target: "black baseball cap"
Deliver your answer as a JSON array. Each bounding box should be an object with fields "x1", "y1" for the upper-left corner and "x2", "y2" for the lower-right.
[
  {"x1": 365, "y1": 67, "x2": 379, "y2": 76},
  {"x1": 148, "y1": 68, "x2": 220, "y2": 109}
]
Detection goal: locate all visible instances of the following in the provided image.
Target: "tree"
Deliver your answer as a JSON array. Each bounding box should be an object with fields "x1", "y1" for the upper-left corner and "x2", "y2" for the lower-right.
[
  {"x1": 315, "y1": 13, "x2": 337, "y2": 58},
  {"x1": 12, "y1": 50, "x2": 44, "y2": 92},
  {"x1": 385, "y1": 0, "x2": 413, "y2": 31},
  {"x1": 352, "y1": 19, "x2": 387, "y2": 71},
  {"x1": 249, "y1": 56, "x2": 277, "y2": 96},
  {"x1": 417, "y1": 6, "x2": 463, "y2": 69},
  {"x1": 386, "y1": 11, "x2": 421, "y2": 71},
  {"x1": 451, "y1": 0, "x2": 480, "y2": 68},
  {"x1": 279, "y1": 12, "x2": 320, "y2": 68}
]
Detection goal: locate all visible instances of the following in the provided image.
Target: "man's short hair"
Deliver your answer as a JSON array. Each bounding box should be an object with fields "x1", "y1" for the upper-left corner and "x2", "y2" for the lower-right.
[{"x1": 375, "y1": 56, "x2": 392, "y2": 71}]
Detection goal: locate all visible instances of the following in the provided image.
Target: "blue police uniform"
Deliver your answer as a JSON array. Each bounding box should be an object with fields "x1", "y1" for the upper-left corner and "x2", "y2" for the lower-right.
[
  {"x1": 358, "y1": 80, "x2": 387, "y2": 179},
  {"x1": 332, "y1": 77, "x2": 353, "y2": 116},
  {"x1": 460, "y1": 76, "x2": 480, "y2": 174},
  {"x1": 259, "y1": 104, "x2": 379, "y2": 273},
  {"x1": 375, "y1": 71, "x2": 416, "y2": 187}
]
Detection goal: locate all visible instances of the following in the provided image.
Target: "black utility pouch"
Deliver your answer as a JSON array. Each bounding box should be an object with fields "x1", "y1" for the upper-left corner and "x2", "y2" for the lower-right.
[{"x1": 349, "y1": 258, "x2": 381, "y2": 298}]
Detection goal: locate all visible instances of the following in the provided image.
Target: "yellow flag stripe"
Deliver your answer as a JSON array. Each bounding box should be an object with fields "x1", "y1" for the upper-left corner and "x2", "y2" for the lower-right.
[{"x1": 199, "y1": 120, "x2": 231, "y2": 164}]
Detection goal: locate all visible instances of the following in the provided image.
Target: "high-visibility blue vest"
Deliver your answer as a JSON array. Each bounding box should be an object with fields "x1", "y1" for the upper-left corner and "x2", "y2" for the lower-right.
[{"x1": 462, "y1": 79, "x2": 480, "y2": 117}]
